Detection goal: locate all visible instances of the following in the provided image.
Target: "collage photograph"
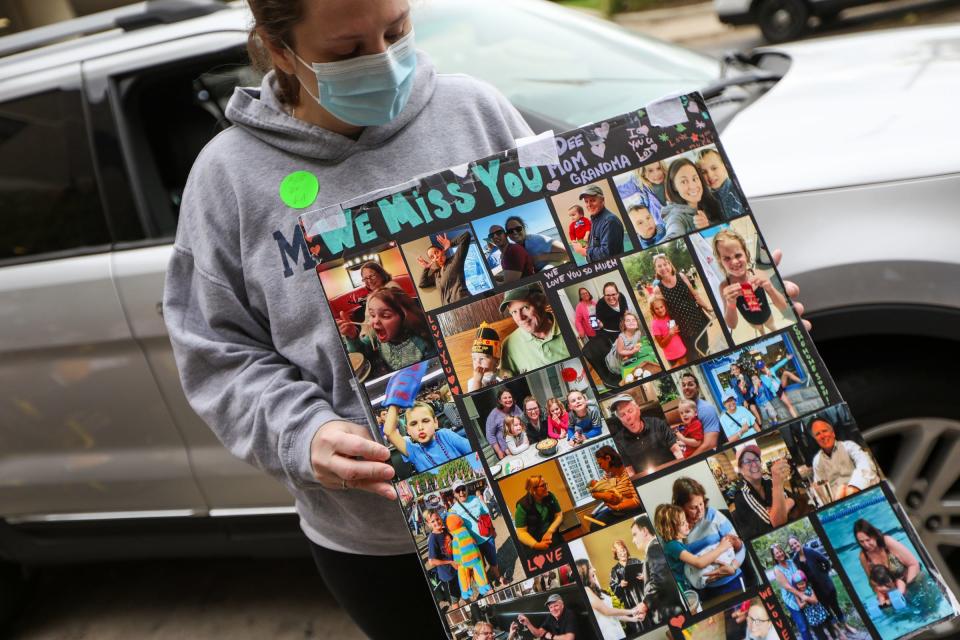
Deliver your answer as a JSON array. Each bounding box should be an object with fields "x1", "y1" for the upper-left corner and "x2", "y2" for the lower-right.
[
  {"x1": 699, "y1": 331, "x2": 827, "y2": 436},
  {"x1": 436, "y1": 282, "x2": 572, "y2": 389},
  {"x1": 621, "y1": 240, "x2": 730, "y2": 367},
  {"x1": 317, "y1": 243, "x2": 438, "y2": 380},
  {"x1": 817, "y1": 487, "x2": 957, "y2": 640},
  {"x1": 461, "y1": 359, "x2": 608, "y2": 478},
  {"x1": 555, "y1": 270, "x2": 663, "y2": 391},
  {"x1": 398, "y1": 453, "x2": 519, "y2": 614},
  {"x1": 636, "y1": 459, "x2": 762, "y2": 614},
  {"x1": 750, "y1": 516, "x2": 870, "y2": 640},
  {"x1": 550, "y1": 180, "x2": 635, "y2": 265},
  {"x1": 706, "y1": 433, "x2": 817, "y2": 541},
  {"x1": 568, "y1": 515, "x2": 686, "y2": 639},
  {"x1": 613, "y1": 144, "x2": 748, "y2": 248},
  {"x1": 471, "y1": 199, "x2": 571, "y2": 281},
  {"x1": 496, "y1": 437, "x2": 643, "y2": 559},
  {"x1": 399, "y1": 222, "x2": 494, "y2": 312},
  {"x1": 782, "y1": 405, "x2": 882, "y2": 508},
  {"x1": 691, "y1": 217, "x2": 798, "y2": 345}
]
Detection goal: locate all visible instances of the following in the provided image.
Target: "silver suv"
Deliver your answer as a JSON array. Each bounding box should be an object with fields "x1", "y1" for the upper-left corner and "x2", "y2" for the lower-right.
[{"x1": 1, "y1": 0, "x2": 958, "y2": 625}]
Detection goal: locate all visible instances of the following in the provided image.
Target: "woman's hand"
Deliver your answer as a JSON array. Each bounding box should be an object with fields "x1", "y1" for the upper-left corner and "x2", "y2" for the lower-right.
[
  {"x1": 771, "y1": 249, "x2": 810, "y2": 330},
  {"x1": 310, "y1": 420, "x2": 396, "y2": 499},
  {"x1": 704, "y1": 562, "x2": 736, "y2": 582}
]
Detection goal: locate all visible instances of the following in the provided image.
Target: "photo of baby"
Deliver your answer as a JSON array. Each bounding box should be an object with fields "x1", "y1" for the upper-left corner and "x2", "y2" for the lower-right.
[
  {"x1": 550, "y1": 180, "x2": 634, "y2": 265},
  {"x1": 817, "y1": 487, "x2": 956, "y2": 640},
  {"x1": 691, "y1": 216, "x2": 798, "y2": 345}
]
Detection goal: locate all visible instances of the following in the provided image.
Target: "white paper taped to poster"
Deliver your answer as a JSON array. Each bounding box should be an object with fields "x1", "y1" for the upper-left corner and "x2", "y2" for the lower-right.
[
  {"x1": 647, "y1": 94, "x2": 688, "y2": 127},
  {"x1": 516, "y1": 129, "x2": 560, "y2": 168}
]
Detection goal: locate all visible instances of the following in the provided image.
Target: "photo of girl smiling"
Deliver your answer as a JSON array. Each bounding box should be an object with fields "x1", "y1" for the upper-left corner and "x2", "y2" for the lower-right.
[{"x1": 693, "y1": 218, "x2": 798, "y2": 344}]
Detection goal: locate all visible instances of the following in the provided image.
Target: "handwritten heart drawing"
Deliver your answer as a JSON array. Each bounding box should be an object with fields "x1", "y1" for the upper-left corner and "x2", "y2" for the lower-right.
[
  {"x1": 533, "y1": 555, "x2": 546, "y2": 569},
  {"x1": 649, "y1": 143, "x2": 658, "y2": 154},
  {"x1": 687, "y1": 101, "x2": 700, "y2": 113},
  {"x1": 590, "y1": 143, "x2": 606, "y2": 158},
  {"x1": 593, "y1": 122, "x2": 610, "y2": 139},
  {"x1": 546, "y1": 180, "x2": 561, "y2": 192},
  {"x1": 450, "y1": 163, "x2": 470, "y2": 178},
  {"x1": 447, "y1": 375, "x2": 457, "y2": 384},
  {"x1": 636, "y1": 125, "x2": 649, "y2": 136},
  {"x1": 669, "y1": 614, "x2": 686, "y2": 628}
]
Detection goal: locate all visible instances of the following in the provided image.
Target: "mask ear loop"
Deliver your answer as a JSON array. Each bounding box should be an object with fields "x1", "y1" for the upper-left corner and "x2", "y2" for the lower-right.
[{"x1": 283, "y1": 43, "x2": 322, "y2": 105}]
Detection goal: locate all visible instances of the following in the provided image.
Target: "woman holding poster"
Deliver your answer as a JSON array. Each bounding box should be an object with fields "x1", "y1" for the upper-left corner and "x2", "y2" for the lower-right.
[{"x1": 160, "y1": 1, "x2": 809, "y2": 638}]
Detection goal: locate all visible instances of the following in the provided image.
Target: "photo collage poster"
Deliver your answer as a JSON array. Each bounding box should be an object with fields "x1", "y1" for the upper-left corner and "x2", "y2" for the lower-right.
[{"x1": 300, "y1": 93, "x2": 958, "y2": 640}]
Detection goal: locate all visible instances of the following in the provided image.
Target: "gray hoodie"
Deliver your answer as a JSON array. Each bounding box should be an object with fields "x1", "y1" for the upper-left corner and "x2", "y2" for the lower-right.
[
  {"x1": 163, "y1": 55, "x2": 530, "y2": 555},
  {"x1": 660, "y1": 202, "x2": 698, "y2": 241}
]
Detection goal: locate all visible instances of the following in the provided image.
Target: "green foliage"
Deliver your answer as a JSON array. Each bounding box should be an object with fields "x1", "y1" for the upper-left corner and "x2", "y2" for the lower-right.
[{"x1": 657, "y1": 375, "x2": 679, "y2": 404}]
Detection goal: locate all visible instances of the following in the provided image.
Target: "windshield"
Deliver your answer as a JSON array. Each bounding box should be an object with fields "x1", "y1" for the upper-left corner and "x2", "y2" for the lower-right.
[{"x1": 414, "y1": 0, "x2": 720, "y2": 127}]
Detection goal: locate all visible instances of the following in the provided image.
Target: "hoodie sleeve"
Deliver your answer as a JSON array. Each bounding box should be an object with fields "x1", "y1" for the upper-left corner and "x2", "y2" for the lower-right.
[{"x1": 162, "y1": 152, "x2": 337, "y2": 489}]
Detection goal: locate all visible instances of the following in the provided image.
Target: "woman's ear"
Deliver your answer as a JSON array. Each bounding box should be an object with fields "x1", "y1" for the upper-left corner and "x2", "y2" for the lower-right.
[{"x1": 258, "y1": 27, "x2": 297, "y2": 75}]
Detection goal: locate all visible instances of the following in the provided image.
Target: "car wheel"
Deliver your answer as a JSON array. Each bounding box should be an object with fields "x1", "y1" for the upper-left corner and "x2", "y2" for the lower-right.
[
  {"x1": 827, "y1": 340, "x2": 960, "y2": 634},
  {"x1": 757, "y1": 0, "x2": 810, "y2": 43}
]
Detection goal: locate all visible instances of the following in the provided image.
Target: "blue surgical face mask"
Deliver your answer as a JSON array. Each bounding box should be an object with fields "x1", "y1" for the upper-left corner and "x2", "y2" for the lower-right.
[{"x1": 286, "y1": 30, "x2": 417, "y2": 127}]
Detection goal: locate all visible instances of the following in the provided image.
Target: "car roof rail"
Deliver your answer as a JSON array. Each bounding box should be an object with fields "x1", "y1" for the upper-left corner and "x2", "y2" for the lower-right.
[{"x1": 0, "y1": 0, "x2": 228, "y2": 59}]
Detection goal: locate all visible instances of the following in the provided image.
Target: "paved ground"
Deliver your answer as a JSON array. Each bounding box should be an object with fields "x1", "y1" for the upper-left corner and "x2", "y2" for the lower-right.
[{"x1": 8, "y1": 558, "x2": 365, "y2": 640}]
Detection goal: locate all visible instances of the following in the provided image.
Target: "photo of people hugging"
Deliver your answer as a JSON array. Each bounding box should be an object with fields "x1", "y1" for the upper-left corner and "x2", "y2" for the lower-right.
[
  {"x1": 692, "y1": 217, "x2": 798, "y2": 345},
  {"x1": 613, "y1": 144, "x2": 747, "y2": 247},
  {"x1": 635, "y1": 461, "x2": 761, "y2": 613},
  {"x1": 471, "y1": 199, "x2": 571, "y2": 282},
  {"x1": 818, "y1": 487, "x2": 955, "y2": 640}
]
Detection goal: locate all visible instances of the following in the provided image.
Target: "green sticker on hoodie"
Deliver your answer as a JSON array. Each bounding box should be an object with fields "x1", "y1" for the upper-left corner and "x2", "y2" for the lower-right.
[{"x1": 279, "y1": 171, "x2": 319, "y2": 209}]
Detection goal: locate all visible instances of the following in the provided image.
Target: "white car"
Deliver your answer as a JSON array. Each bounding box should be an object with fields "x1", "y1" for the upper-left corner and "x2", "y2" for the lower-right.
[{"x1": 0, "y1": 0, "x2": 957, "y2": 626}]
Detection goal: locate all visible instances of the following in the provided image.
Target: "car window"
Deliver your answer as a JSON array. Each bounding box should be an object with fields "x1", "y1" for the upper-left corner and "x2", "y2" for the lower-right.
[
  {"x1": 118, "y1": 48, "x2": 261, "y2": 236},
  {"x1": 414, "y1": 0, "x2": 719, "y2": 127},
  {"x1": 0, "y1": 88, "x2": 111, "y2": 262}
]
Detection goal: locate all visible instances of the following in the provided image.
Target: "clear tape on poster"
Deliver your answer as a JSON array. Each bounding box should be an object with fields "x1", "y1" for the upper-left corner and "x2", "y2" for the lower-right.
[
  {"x1": 515, "y1": 129, "x2": 559, "y2": 168},
  {"x1": 302, "y1": 203, "x2": 346, "y2": 235},
  {"x1": 647, "y1": 93, "x2": 688, "y2": 127}
]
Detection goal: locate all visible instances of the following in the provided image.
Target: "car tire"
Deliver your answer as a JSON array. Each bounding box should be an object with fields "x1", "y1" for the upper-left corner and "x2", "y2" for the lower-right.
[
  {"x1": 823, "y1": 337, "x2": 960, "y2": 622},
  {"x1": 757, "y1": 0, "x2": 810, "y2": 43}
]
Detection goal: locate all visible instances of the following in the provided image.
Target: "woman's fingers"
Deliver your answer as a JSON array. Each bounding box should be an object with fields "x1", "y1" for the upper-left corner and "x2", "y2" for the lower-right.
[
  {"x1": 772, "y1": 248, "x2": 813, "y2": 331},
  {"x1": 328, "y1": 455, "x2": 395, "y2": 489}
]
